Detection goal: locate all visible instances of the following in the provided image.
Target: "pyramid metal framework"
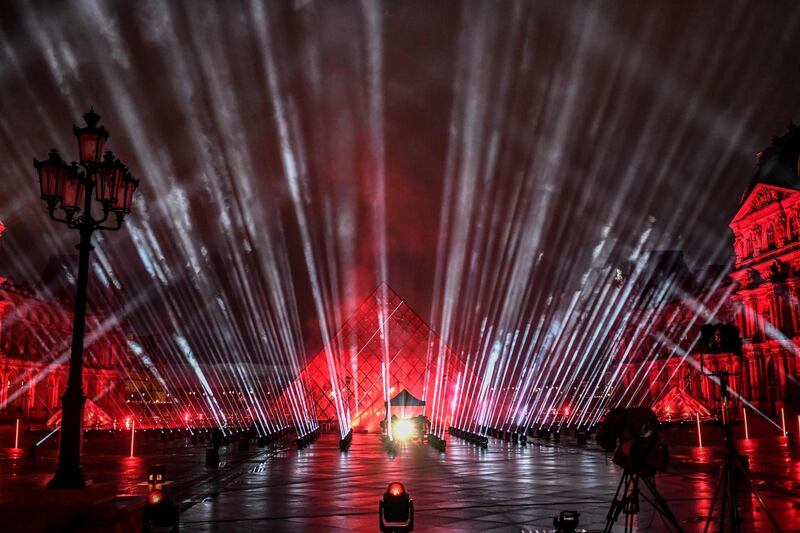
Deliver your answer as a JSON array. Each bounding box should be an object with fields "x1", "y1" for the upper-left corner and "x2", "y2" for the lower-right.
[
  {"x1": 289, "y1": 284, "x2": 472, "y2": 432},
  {"x1": 651, "y1": 386, "x2": 712, "y2": 421}
]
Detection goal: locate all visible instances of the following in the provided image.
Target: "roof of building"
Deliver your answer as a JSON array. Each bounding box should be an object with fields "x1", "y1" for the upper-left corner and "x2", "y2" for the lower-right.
[{"x1": 740, "y1": 123, "x2": 800, "y2": 204}]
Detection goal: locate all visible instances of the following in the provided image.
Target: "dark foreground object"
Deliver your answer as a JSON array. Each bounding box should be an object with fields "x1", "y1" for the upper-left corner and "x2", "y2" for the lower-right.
[{"x1": 379, "y1": 482, "x2": 413, "y2": 532}]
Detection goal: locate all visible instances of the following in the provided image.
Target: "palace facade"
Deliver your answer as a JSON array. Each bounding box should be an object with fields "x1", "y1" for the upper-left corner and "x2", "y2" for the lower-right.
[
  {"x1": 0, "y1": 222, "x2": 130, "y2": 424},
  {"x1": 619, "y1": 125, "x2": 800, "y2": 418}
]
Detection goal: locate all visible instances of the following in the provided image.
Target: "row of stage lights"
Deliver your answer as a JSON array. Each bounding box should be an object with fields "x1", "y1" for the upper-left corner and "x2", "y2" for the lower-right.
[
  {"x1": 205, "y1": 426, "x2": 292, "y2": 468},
  {"x1": 296, "y1": 423, "x2": 321, "y2": 449},
  {"x1": 447, "y1": 425, "x2": 592, "y2": 449}
]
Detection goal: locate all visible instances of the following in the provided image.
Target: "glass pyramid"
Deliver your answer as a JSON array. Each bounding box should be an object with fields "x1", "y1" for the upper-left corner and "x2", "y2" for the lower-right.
[{"x1": 289, "y1": 284, "x2": 471, "y2": 433}]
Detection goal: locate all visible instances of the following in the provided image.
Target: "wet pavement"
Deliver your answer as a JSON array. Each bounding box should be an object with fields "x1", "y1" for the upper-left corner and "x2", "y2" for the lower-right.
[
  {"x1": 2, "y1": 425, "x2": 799, "y2": 532},
  {"x1": 177, "y1": 432, "x2": 800, "y2": 532}
]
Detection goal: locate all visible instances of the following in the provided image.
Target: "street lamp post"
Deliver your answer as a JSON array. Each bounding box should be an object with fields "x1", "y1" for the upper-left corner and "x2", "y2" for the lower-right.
[{"x1": 34, "y1": 108, "x2": 139, "y2": 489}]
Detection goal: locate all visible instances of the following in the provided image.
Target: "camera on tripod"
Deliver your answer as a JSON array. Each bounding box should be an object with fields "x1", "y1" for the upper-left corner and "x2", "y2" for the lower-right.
[
  {"x1": 597, "y1": 408, "x2": 680, "y2": 533},
  {"x1": 597, "y1": 407, "x2": 668, "y2": 476}
]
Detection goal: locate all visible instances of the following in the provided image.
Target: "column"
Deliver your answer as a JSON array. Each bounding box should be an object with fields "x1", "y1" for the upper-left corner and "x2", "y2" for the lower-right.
[
  {"x1": 0, "y1": 362, "x2": 6, "y2": 408},
  {"x1": 50, "y1": 374, "x2": 59, "y2": 410}
]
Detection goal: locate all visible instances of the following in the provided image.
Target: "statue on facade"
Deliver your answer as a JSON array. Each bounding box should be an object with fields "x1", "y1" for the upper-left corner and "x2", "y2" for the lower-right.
[
  {"x1": 768, "y1": 259, "x2": 788, "y2": 281},
  {"x1": 744, "y1": 268, "x2": 762, "y2": 287}
]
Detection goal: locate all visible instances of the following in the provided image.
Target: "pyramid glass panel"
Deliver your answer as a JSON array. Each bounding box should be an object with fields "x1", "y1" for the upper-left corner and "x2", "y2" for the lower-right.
[{"x1": 283, "y1": 284, "x2": 474, "y2": 432}]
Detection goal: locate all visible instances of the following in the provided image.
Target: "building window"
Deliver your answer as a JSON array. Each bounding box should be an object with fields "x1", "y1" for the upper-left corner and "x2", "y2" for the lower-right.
[{"x1": 766, "y1": 225, "x2": 776, "y2": 249}]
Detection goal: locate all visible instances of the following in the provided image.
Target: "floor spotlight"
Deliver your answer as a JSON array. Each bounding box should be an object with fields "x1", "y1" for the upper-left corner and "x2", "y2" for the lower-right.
[
  {"x1": 393, "y1": 419, "x2": 414, "y2": 441},
  {"x1": 553, "y1": 510, "x2": 580, "y2": 532},
  {"x1": 379, "y1": 482, "x2": 414, "y2": 532},
  {"x1": 142, "y1": 465, "x2": 179, "y2": 532}
]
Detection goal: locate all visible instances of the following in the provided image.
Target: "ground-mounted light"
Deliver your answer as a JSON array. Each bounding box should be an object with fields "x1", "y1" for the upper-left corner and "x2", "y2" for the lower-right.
[
  {"x1": 553, "y1": 510, "x2": 580, "y2": 533},
  {"x1": 146, "y1": 489, "x2": 163, "y2": 506},
  {"x1": 427, "y1": 433, "x2": 446, "y2": 452},
  {"x1": 393, "y1": 419, "x2": 414, "y2": 441},
  {"x1": 448, "y1": 426, "x2": 488, "y2": 448},
  {"x1": 296, "y1": 425, "x2": 321, "y2": 449},
  {"x1": 143, "y1": 464, "x2": 179, "y2": 532},
  {"x1": 340, "y1": 428, "x2": 354, "y2": 450},
  {"x1": 379, "y1": 482, "x2": 414, "y2": 532}
]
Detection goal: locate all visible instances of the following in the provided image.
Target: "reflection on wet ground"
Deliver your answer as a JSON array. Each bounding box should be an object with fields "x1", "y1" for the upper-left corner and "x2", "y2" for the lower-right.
[
  {"x1": 2, "y1": 426, "x2": 799, "y2": 532},
  {"x1": 177, "y1": 432, "x2": 800, "y2": 532}
]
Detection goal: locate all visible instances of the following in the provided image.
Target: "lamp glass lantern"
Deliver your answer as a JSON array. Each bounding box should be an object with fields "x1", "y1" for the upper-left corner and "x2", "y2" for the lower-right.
[
  {"x1": 95, "y1": 151, "x2": 123, "y2": 204},
  {"x1": 73, "y1": 108, "x2": 109, "y2": 164},
  {"x1": 35, "y1": 149, "x2": 69, "y2": 203},
  {"x1": 60, "y1": 164, "x2": 85, "y2": 214},
  {"x1": 112, "y1": 174, "x2": 139, "y2": 214}
]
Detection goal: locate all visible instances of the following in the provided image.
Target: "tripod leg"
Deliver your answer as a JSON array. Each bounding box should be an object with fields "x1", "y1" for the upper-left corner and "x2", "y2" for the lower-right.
[
  {"x1": 720, "y1": 465, "x2": 729, "y2": 532},
  {"x1": 703, "y1": 463, "x2": 726, "y2": 533},
  {"x1": 626, "y1": 474, "x2": 641, "y2": 533},
  {"x1": 733, "y1": 458, "x2": 783, "y2": 532},
  {"x1": 642, "y1": 477, "x2": 684, "y2": 533},
  {"x1": 727, "y1": 458, "x2": 740, "y2": 533},
  {"x1": 605, "y1": 473, "x2": 628, "y2": 533}
]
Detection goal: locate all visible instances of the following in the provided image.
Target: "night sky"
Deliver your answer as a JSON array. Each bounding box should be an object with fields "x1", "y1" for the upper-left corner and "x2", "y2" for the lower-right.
[{"x1": 1, "y1": 0, "x2": 799, "y2": 371}]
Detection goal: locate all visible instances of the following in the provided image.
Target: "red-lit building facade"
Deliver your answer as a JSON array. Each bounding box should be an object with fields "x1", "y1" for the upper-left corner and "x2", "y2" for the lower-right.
[
  {"x1": 619, "y1": 125, "x2": 800, "y2": 418},
  {"x1": 0, "y1": 222, "x2": 130, "y2": 424}
]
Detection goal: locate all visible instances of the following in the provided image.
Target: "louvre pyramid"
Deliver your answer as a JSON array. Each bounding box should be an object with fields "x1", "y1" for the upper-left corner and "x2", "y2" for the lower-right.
[
  {"x1": 651, "y1": 386, "x2": 711, "y2": 421},
  {"x1": 287, "y1": 284, "x2": 472, "y2": 432}
]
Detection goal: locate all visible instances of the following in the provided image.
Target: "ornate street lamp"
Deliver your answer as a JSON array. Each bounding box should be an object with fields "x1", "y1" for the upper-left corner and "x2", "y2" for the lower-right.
[{"x1": 34, "y1": 108, "x2": 139, "y2": 489}]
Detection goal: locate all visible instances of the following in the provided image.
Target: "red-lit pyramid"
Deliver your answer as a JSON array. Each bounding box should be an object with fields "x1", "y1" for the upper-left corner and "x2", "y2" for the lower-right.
[{"x1": 289, "y1": 284, "x2": 471, "y2": 432}]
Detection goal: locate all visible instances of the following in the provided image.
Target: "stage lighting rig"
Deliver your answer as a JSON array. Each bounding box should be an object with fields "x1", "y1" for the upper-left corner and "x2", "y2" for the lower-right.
[
  {"x1": 393, "y1": 419, "x2": 415, "y2": 441},
  {"x1": 296, "y1": 425, "x2": 321, "y2": 449},
  {"x1": 142, "y1": 465, "x2": 179, "y2": 533},
  {"x1": 340, "y1": 428, "x2": 354, "y2": 451},
  {"x1": 448, "y1": 427, "x2": 488, "y2": 448},
  {"x1": 379, "y1": 482, "x2": 414, "y2": 532},
  {"x1": 427, "y1": 433, "x2": 446, "y2": 452}
]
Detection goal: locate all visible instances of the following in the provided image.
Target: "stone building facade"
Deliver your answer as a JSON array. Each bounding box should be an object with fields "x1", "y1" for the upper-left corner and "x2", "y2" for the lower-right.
[
  {"x1": 0, "y1": 222, "x2": 128, "y2": 423},
  {"x1": 619, "y1": 125, "x2": 800, "y2": 418}
]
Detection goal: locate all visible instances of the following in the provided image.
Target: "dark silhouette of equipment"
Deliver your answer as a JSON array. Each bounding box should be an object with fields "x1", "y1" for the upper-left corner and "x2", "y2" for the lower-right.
[
  {"x1": 553, "y1": 510, "x2": 580, "y2": 532},
  {"x1": 697, "y1": 324, "x2": 781, "y2": 533},
  {"x1": 205, "y1": 428, "x2": 222, "y2": 468},
  {"x1": 598, "y1": 407, "x2": 682, "y2": 533},
  {"x1": 142, "y1": 465, "x2": 179, "y2": 532},
  {"x1": 379, "y1": 482, "x2": 414, "y2": 532}
]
